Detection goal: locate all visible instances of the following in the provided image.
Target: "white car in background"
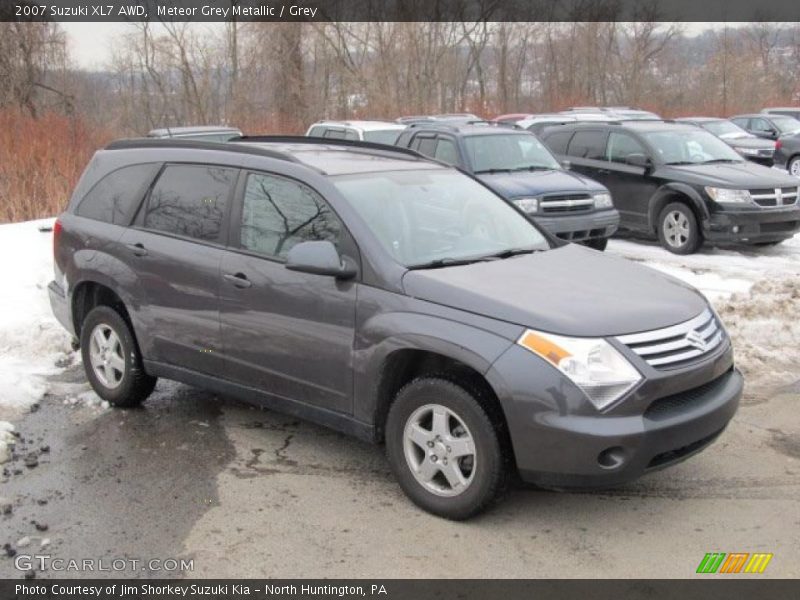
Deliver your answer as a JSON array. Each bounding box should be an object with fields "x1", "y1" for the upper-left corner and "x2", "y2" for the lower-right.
[{"x1": 305, "y1": 120, "x2": 407, "y2": 145}]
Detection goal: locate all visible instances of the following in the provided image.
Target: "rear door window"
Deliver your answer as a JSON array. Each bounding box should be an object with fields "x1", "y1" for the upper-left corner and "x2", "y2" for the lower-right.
[
  {"x1": 566, "y1": 130, "x2": 608, "y2": 159},
  {"x1": 412, "y1": 136, "x2": 437, "y2": 158},
  {"x1": 76, "y1": 163, "x2": 161, "y2": 225},
  {"x1": 142, "y1": 164, "x2": 236, "y2": 243},
  {"x1": 542, "y1": 131, "x2": 573, "y2": 154},
  {"x1": 606, "y1": 132, "x2": 647, "y2": 163}
]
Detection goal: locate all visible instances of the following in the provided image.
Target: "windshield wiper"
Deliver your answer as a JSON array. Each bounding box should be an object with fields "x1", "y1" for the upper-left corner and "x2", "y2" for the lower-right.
[
  {"x1": 700, "y1": 158, "x2": 741, "y2": 164},
  {"x1": 510, "y1": 165, "x2": 554, "y2": 172},
  {"x1": 473, "y1": 168, "x2": 513, "y2": 174},
  {"x1": 665, "y1": 161, "x2": 696, "y2": 166},
  {"x1": 407, "y1": 257, "x2": 488, "y2": 270},
  {"x1": 483, "y1": 247, "x2": 540, "y2": 260}
]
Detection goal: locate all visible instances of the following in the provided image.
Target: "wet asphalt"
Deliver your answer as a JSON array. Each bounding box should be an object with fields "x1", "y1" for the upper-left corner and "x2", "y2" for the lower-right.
[{"x1": 1, "y1": 363, "x2": 799, "y2": 579}]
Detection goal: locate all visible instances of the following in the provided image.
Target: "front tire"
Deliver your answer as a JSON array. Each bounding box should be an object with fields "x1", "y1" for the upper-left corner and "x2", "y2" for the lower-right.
[
  {"x1": 788, "y1": 156, "x2": 800, "y2": 178},
  {"x1": 657, "y1": 202, "x2": 702, "y2": 254},
  {"x1": 80, "y1": 306, "x2": 156, "y2": 408},
  {"x1": 385, "y1": 377, "x2": 507, "y2": 520}
]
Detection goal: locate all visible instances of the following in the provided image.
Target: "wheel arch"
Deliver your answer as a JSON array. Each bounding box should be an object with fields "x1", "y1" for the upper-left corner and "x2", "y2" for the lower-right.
[{"x1": 647, "y1": 183, "x2": 709, "y2": 234}]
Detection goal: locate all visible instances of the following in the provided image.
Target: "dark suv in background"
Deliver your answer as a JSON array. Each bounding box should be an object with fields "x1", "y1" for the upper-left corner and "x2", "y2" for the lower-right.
[
  {"x1": 395, "y1": 122, "x2": 619, "y2": 250},
  {"x1": 49, "y1": 137, "x2": 741, "y2": 519},
  {"x1": 731, "y1": 114, "x2": 800, "y2": 177},
  {"x1": 676, "y1": 117, "x2": 776, "y2": 166},
  {"x1": 540, "y1": 121, "x2": 800, "y2": 253}
]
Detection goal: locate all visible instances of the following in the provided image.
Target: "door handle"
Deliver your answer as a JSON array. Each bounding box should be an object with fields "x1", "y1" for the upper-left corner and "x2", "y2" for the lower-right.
[
  {"x1": 223, "y1": 272, "x2": 252, "y2": 289},
  {"x1": 126, "y1": 243, "x2": 147, "y2": 257}
]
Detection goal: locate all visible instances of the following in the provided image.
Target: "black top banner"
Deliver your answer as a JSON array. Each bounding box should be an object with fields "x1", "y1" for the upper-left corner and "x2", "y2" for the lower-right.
[{"x1": 4, "y1": 0, "x2": 800, "y2": 22}]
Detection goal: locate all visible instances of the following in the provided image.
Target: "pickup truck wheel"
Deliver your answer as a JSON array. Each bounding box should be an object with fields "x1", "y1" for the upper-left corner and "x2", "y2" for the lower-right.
[
  {"x1": 385, "y1": 377, "x2": 507, "y2": 520},
  {"x1": 584, "y1": 237, "x2": 608, "y2": 251},
  {"x1": 80, "y1": 306, "x2": 156, "y2": 408},
  {"x1": 658, "y1": 202, "x2": 701, "y2": 255}
]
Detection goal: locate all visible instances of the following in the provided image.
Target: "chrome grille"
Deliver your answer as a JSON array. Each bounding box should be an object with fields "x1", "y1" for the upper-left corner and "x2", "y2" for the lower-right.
[
  {"x1": 540, "y1": 193, "x2": 593, "y2": 214},
  {"x1": 750, "y1": 187, "x2": 798, "y2": 207},
  {"x1": 617, "y1": 309, "x2": 725, "y2": 369}
]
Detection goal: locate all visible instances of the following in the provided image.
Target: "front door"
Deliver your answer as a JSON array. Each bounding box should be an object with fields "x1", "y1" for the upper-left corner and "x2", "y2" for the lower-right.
[
  {"x1": 219, "y1": 170, "x2": 358, "y2": 413},
  {"x1": 602, "y1": 131, "x2": 658, "y2": 231}
]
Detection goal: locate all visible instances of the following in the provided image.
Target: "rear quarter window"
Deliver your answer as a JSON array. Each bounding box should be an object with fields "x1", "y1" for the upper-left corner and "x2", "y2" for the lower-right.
[{"x1": 75, "y1": 163, "x2": 161, "y2": 225}]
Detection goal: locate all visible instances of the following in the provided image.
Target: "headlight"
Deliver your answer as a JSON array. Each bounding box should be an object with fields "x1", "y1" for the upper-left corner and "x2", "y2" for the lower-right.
[
  {"x1": 592, "y1": 192, "x2": 613, "y2": 209},
  {"x1": 704, "y1": 187, "x2": 753, "y2": 204},
  {"x1": 517, "y1": 330, "x2": 642, "y2": 410},
  {"x1": 733, "y1": 146, "x2": 760, "y2": 156},
  {"x1": 512, "y1": 197, "x2": 539, "y2": 214}
]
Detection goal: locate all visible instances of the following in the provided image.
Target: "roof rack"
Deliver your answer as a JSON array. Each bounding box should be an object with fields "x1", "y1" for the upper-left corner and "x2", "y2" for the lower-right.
[
  {"x1": 231, "y1": 135, "x2": 425, "y2": 161},
  {"x1": 105, "y1": 137, "x2": 301, "y2": 163}
]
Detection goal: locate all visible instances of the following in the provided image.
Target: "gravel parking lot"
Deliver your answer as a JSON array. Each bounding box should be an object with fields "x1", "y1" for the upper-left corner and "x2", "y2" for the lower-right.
[{"x1": 1, "y1": 229, "x2": 798, "y2": 579}]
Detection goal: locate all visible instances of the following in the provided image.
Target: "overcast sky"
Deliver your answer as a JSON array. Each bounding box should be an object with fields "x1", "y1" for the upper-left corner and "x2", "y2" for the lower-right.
[{"x1": 61, "y1": 22, "x2": 729, "y2": 71}]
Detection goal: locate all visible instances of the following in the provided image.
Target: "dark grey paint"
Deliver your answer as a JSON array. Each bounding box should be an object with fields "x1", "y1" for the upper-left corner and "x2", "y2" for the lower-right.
[{"x1": 49, "y1": 140, "x2": 743, "y2": 489}]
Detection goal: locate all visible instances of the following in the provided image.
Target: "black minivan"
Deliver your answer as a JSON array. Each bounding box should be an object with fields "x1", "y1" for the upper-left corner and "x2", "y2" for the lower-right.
[{"x1": 541, "y1": 121, "x2": 800, "y2": 254}]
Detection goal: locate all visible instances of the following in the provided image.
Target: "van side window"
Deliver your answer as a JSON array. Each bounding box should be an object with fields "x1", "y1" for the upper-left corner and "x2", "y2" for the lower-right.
[
  {"x1": 76, "y1": 163, "x2": 160, "y2": 225},
  {"x1": 143, "y1": 164, "x2": 235, "y2": 243},
  {"x1": 606, "y1": 132, "x2": 646, "y2": 163},
  {"x1": 543, "y1": 131, "x2": 573, "y2": 155},
  {"x1": 566, "y1": 131, "x2": 607, "y2": 159},
  {"x1": 240, "y1": 172, "x2": 342, "y2": 260},
  {"x1": 412, "y1": 136, "x2": 437, "y2": 158}
]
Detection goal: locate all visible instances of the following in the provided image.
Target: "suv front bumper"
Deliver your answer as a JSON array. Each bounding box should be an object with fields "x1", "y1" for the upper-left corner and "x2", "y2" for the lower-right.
[
  {"x1": 532, "y1": 208, "x2": 619, "y2": 242},
  {"x1": 488, "y1": 340, "x2": 741, "y2": 489},
  {"x1": 705, "y1": 206, "x2": 800, "y2": 244}
]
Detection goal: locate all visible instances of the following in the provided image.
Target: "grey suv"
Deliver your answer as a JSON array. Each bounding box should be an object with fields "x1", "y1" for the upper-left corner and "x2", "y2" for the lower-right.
[{"x1": 49, "y1": 137, "x2": 742, "y2": 519}]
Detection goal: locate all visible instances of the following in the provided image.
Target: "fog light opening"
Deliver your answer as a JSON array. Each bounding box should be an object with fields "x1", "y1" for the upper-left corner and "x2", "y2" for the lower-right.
[
  {"x1": 597, "y1": 446, "x2": 627, "y2": 470},
  {"x1": 732, "y1": 225, "x2": 740, "y2": 233}
]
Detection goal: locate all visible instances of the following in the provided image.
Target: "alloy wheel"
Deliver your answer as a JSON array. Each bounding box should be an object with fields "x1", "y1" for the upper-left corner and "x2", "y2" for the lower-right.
[
  {"x1": 88, "y1": 323, "x2": 125, "y2": 389},
  {"x1": 663, "y1": 210, "x2": 691, "y2": 249},
  {"x1": 403, "y1": 403, "x2": 476, "y2": 497}
]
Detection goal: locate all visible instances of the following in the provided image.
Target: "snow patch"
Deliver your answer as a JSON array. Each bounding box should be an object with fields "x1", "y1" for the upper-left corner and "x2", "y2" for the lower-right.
[
  {"x1": 0, "y1": 219, "x2": 72, "y2": 415},
  {"x1": 0, "y1": 421, "x2": 16, "y2": 464}
]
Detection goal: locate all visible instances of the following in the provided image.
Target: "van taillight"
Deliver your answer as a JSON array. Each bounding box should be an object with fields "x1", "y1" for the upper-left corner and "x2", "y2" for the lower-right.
[{"x1": 53, "y1": 219, "x2": 62, "y2": 259}]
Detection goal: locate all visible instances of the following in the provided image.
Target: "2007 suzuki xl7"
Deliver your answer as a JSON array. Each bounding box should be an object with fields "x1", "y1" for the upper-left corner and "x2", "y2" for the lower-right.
[{"x1": 49, "y1": 137, "x2": 742, "y2": 519}]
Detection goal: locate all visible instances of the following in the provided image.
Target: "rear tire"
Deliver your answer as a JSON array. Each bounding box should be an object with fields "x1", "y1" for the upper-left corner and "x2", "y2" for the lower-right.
[
  {"x1": 657, "y1": 202, "x2": 702, "y2": 255},
  {"x1": 385, "y1": 377, "x2": 507, "y2": 520},
  {"x1": 583, "y1": 237, "x2": 608, "y2": 251},
  {"x1": 80, "y1": 306, "x2": 156, "y2": 408}
]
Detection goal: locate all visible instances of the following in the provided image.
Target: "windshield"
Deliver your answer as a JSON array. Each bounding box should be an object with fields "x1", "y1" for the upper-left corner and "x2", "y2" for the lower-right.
[
  {"x1": 770, "y1": 116, "x2": 800, "y2": 134},
  {"x1": 463, "y1": 134, "x2": 561, "y2": 173},
  {"x1": 332, "y1": 168, "x2": 550, "y2": 268},
  {"x1": 363, "y1": 129, "x2": 403, "y2": 145},
  {"x1": 701, "y1": 120, "x2": 748, "y2": 138},
  {"x1": 642, "y1": 129, "x2": 744, "y2": 165}
]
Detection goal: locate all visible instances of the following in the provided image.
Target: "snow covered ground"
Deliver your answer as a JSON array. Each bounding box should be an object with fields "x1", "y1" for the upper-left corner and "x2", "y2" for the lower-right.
[{"x1": 0, "y1": 219, "x2": 796, "y2": 419}]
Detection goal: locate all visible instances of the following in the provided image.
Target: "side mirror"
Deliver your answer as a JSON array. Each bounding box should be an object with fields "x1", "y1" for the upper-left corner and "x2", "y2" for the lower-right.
[
  {"x1": 625, "y1": 153, "x2": 652, "y2": 169},
  {"x1": 560, "y1": 159, "x2": 572, "y2": 170},
  {"x1": 285, "y1": 241, "x2": 357, "y2": 280}
]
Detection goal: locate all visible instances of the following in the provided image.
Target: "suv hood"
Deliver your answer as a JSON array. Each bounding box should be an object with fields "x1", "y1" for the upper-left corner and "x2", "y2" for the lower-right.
[
  {"x1": 476, "y1": 169, "x2": 606, "y2": 199},
  {"x1": 402, "y1": 244, "x2": 707, "y2": 337},
  {"x1": 659, "y1": 161, "x2": 800, "y2": 188}
]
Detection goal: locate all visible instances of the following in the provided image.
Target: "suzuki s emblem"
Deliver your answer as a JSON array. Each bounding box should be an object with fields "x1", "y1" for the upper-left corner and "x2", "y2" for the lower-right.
[{"x1": 685, "y1": 330, "x2": 707, "y2": 351}]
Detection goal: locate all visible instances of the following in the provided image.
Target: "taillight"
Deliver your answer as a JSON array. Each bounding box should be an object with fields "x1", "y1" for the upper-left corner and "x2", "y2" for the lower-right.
[
  {"x1": 775, "y1": 139, "x2": 782, "y2": 151},
  {"x1": 53, "y1": 218, "x2": 63, "y2": 260}
]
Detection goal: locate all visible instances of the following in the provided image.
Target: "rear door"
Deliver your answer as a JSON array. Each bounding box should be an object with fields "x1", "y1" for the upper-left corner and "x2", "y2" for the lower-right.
[
  {"x1": 119, "y1": 163, "x2": 237, "y2": 374},
  {"x1": 563, "y1": 129, "x2": 610, "y2": 183},
  {"x1": 218, "y1": 170, "x2": 358, "y2": 414}
]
